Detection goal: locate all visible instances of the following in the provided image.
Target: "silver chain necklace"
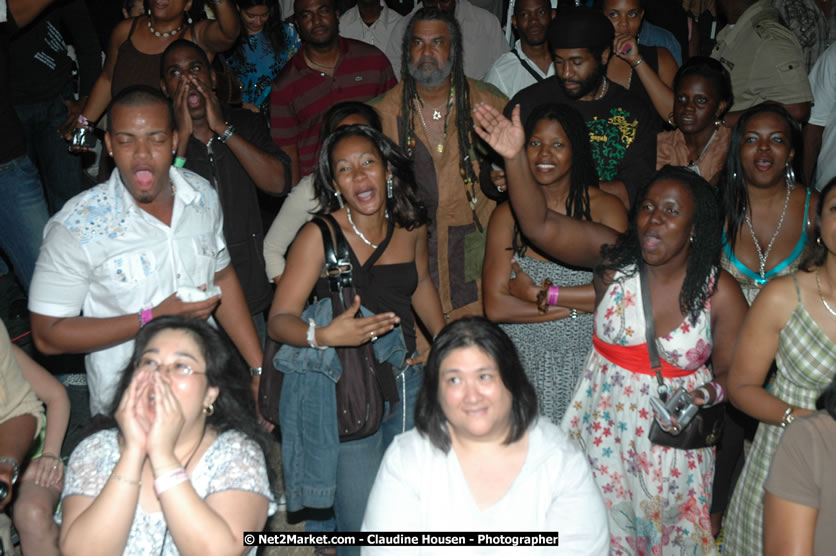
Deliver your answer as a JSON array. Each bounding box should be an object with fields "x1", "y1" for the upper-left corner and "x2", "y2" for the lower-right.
[
  {"x1": 744, "y1": 184, "x2": 793, "y2": 282},
  {"x1": 595, "y1": 77, "x2": 608, "y2": 101},
  {"x1": 147, "y1": 18, "x2": 184, "y2": 38},
  {"x1": 816, "y1": 269, "x2": 836, "y2": 318},
  {"x1": 346, "y1": 206, "x2": 381, "y2": 249}
]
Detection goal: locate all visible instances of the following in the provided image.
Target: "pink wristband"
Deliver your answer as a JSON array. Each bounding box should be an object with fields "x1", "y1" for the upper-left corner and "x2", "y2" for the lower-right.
[
  {"x1": 547, "y1": 285, "x2": 560, "y2": 306},
  {"x1": 711, "y1": 381, "x2": 725, "y2": 403},
  {"x1": 154, "y1": 467, "x2": 188, "y2": 496},
  {"x1": 140, "y1": 307, "x2": 153, "y2": 328}
]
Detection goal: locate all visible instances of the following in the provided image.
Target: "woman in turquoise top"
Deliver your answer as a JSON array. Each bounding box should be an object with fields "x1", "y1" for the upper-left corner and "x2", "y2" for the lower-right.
[
  {"x1": 720, "y1": 104, "x2": 816, "y2": 305},
  {"x1": 712, "y1": 103, "x2": 817, "y2": 537},
  {"x1": 227, "y1": 0, "x2": 301, "y2": 115}
]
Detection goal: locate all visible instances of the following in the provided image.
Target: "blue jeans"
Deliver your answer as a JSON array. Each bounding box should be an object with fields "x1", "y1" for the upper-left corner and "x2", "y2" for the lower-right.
[
  {"x1": 0, "y1": 154, "x2": 49, "y2": 292},
  {"x1": 333, "y1": 363, "x2": 423, "y2": 556},
  {"x1": 15, "y1": 93, "x2": 85, "y2": 215}
]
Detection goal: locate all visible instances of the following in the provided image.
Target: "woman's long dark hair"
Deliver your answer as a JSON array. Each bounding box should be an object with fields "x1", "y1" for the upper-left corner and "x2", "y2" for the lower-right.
[
  {"x1": 598, "y1": 166, "x2": 723, "y2": 324},
  {"x1": 314, "y1": 125, "x2": 428, "y2": 230},
  {"x1": 234, "y1": 0, "x2": 287, "y2": 57},
  {"x1": 720, "y1": 104, "x2": 803, "y2": 253}
]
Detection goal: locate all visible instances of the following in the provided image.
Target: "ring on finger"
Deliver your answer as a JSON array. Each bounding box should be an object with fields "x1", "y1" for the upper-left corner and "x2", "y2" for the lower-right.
[{"x1": 370, "y1": 330, "x2": 378, "y2": 343}]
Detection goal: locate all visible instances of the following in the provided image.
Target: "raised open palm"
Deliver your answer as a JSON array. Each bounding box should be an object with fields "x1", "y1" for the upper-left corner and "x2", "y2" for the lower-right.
[{"x1": 473, "y1": 103, "x2": 526, "y2": 160}]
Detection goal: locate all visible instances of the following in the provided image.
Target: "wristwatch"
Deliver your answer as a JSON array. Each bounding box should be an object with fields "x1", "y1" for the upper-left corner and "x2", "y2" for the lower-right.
[
  {"x1": 780, "y1": 407, "x2": 795, "y2": 428},
  {"x1": 219, "y1": 123, "x2": 235, "y2": 143},
  {"x1": 0, "y1": 456, "x2": 20, "y2": 484},
  {"x1": 249, "y1": 367, "x2": 262, "y2": 377}
]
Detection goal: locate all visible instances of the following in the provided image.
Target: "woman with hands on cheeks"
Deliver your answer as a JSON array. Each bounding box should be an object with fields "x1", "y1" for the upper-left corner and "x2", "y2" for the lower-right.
[
  {"x1": 483, "y1": 102, "x2": 627, "y2": 426},
  {"x1": 601, "y1": 0, "x2": 677, "y2": 123},
  {"x1": 473, "y1": 102, "x2": 747, "y2": 553},
  {"x1": 268, "y1": 125, "x2": 446, "y2": 537},
  {"x1": 58, "y1": 317, "x2": 276, "y2": 556}
]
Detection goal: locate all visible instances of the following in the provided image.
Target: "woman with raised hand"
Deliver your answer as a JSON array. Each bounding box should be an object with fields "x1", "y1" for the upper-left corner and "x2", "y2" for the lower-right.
[
  {"x1": 483, "y1": 102, "x2": 626, "y2": 426},
  {"x1": 58, "y1": 316, "x2": 276, "y2": 556},
  {"x1": 473, "y1": 102, "x2": 747, "y2": 554},
  {"x1": 267, "y1": 125, "x2": 445, "y2": 546},
  {"x1": 657, "y1": 56, "x2": 733, "y2": 186},
  {"x1": 361, "y1": 317, "x2": 609, "y2": 555},
  {"x1": 601, "y1": 0, "x2": 678, "y2": 122},
  {"x1": 723, "y1": 179, "x2": 836, "y2": 556},
  {"x1": 226, "y1": 0, "x2": 301, "y2": 115}
]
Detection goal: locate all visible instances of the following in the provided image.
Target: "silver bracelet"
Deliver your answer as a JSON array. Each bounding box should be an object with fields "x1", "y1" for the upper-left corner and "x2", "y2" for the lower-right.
[
  {"x1": 306, "y1": 319, "x2": 327, "y2": 350},
  {"x1": 780, "y1": 407, "x2": 795, "y2": 428},
  {"x1": 0, "y1": 456, "x2": 20, "y2": 484}
]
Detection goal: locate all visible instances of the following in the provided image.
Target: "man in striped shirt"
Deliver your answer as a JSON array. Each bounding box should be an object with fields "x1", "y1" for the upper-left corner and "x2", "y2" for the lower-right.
[{"x1": 270, "y1": 0, "x2": 396, "y2": 185}]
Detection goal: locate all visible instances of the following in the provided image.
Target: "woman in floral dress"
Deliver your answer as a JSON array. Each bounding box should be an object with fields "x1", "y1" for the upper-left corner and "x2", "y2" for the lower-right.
[{"x1": 473, "y1": 103, "x2": 748, "y2": 555}]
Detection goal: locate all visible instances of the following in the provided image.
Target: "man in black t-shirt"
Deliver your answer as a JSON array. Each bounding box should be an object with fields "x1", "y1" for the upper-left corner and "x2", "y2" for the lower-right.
[{"x1": 507, "y1": 7, "x2": 657, "y2": 208}]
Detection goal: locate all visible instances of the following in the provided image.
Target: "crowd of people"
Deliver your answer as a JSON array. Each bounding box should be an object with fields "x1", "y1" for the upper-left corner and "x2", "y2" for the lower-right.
[{"x1": 2, "y1": 0, "x2": 836, "y2": 555}]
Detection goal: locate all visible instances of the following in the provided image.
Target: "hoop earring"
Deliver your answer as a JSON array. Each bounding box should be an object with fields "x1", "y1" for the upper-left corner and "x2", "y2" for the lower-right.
[
  {"x1": 818, "y1": 236, "x2": 823, "y2": 246},
  {"x1": 785, "y1": 163, "x2": 796, "y2": 188},
  {"x1": 666, "y1": 112, "x2": 675, "y2": 128},
  {"x1": 386, "y1": 175, "x2": 393, "y2": 199},
  {"x1": 690, "y1": 236, "x2": 695, "y2": 245},
  {"x1": 186, "y1": 14, "x2": 193, "y2": 25},
  {"x1": 334, "y1": 191, "x2": 344, "y2": 209},
  {"x1": 203, "y1": 403, "x2": 214, "y2": 416}
]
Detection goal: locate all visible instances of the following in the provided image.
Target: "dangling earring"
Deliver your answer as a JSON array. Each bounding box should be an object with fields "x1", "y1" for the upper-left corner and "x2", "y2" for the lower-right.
[
  {"x1": 785, "y1": 162, "x2": 796, "y2": 188},
  {"x1": 386, "y1": 174, "x2": 393, "y2": 199},
  {"x1": 690, "y1": 235, "x2": 695, "y2": 245},
  {"x1": 714, "y1": 118, "x2": 723, "y2": 128},
  {"x1": 731, "y1": 170, "x2": 738, "y2": 182},
  {"x1": 187, "y1": 14, "x2": 193, "y2": 25},
  {"x1": 203, "y1": 403, "x2": 214, "y2": 416},
  {"x1": 818, "y1": 236, "x2": 823, "y2": 246},
  {"x1": 334, "y1": 190, "x2": 344, "y2": 209}
]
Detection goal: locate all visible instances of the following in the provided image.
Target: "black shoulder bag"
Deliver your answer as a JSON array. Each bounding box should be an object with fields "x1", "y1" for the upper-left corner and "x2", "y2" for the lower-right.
[{"x1": 642, "y1": 264, "x2": 725, "y2": 449}]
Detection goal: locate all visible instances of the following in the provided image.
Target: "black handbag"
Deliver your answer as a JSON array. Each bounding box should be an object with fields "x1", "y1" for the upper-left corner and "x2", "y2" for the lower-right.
[
  {"x1": 312, "y1": 215, "x2": 398, "y2": 441},
  {"x1": 641, "y1": 264, "x2": 725, "y2": 449}
]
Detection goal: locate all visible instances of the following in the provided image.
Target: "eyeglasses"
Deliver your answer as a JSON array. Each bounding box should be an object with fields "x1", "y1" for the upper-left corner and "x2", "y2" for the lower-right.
[{"x1": 134, "y1": 358, "x2": 206, "y2": 378}]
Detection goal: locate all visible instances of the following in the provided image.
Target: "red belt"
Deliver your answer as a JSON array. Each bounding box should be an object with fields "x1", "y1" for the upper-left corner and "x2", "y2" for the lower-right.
[{"x1": 592, "y1": 333, "x2": 696, "y2": 378}]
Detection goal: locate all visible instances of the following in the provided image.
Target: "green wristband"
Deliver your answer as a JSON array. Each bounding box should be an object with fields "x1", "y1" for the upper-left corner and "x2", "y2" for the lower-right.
[{"x1": 174, "y1": 156, "x2": 187, "y2": 168}]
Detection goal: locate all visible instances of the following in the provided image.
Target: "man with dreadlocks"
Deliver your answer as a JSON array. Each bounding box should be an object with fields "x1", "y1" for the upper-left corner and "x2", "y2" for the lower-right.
[{"x1": 370, "y1": 7, "x2": 506, "y2": 339}]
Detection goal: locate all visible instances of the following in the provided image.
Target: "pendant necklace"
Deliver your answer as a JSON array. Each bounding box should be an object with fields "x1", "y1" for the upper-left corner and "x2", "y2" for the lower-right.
[
  {"x1": 414, "y1": 87, "x2": 455, "y2": 154},
  {"x1": 687, "y1": 126, "x2": 720, "y2": 174},
  {"x1": 346, "y1": 206, "x2": 385, "y2": 249},
  {"x1": 816, "y1": 269, "x2": 836, "y2": 318},
  {"x1": 744, "y1": 183, "x2": 793, "y2": 283},
  {"x1": 147, "y1": 18, "x2": 184, "y2": 38}
]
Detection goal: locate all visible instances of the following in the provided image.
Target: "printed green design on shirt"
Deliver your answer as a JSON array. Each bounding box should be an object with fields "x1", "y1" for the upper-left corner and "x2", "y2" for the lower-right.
[{"x1": 585, "y1": 108, "x2": 638, "y2": 181}]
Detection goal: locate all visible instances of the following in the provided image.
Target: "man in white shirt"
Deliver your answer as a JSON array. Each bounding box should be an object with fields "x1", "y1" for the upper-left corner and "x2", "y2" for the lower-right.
[
  {"x1": 28, "y1": 86, "x2": 264, "y2": 417},
  {"x1": 339, "y1": 0, "x2": 404, "y2": 69},
  {"x1": 483, "y1": 0, "x2": 554, "y2": 98},
  {"x1": 384, "y1": 0, "x2": 508, "y2": 79}
]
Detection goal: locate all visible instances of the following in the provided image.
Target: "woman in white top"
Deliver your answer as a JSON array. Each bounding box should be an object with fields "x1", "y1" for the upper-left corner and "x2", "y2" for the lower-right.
[
  {"x1": 361, "y1": 317, "x2": 608, "y2": 555},
  {"x1": 58, "y1": 316, "x2": 276, "y2": 556}
]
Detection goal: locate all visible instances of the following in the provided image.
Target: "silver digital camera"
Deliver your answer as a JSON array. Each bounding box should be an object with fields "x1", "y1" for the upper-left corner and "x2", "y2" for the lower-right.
[{"x1": 650, "y1": 388, "x2": 698, "y2": 431}]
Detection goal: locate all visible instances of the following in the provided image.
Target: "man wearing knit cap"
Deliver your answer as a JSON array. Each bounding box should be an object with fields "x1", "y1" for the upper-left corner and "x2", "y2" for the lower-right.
[{"x1": 506, "y1": 6, "x2": 657, "y2": 208}]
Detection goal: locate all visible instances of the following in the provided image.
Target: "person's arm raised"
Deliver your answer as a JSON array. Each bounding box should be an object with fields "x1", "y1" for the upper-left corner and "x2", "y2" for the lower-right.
[
  {"x1": 472, "y1": 103, "x2": 619, "y2": 269},
  {"x1": 193, "y1": 0, "x2": 240, "y2": 56}
]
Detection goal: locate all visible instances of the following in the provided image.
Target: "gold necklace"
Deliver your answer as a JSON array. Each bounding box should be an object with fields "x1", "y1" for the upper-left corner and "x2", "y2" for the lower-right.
[
  {"x1": 816, "y1": 269, "x2": 836, "y2": 318},
  {"x1": 413, "y1": 87, "x2": 454, "y2": 154},
  {"x1": 303, "y1": 50, "x2": 337, "y2": 72}
]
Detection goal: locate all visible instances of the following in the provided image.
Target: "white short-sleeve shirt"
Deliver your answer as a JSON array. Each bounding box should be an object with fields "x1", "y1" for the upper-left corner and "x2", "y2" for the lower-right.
[
  {"x1": 29, "y1": 167, "x2": 230, "y2": 415},
  {"x1": 339, "y1": 4, "x2": 405, "y2": 71},
  {"x1": 809, "y1": 42, "x2": 836, "y2": 189},
  {"x1": 483, "y1": 41, "x2": 555, "y2": 99}
]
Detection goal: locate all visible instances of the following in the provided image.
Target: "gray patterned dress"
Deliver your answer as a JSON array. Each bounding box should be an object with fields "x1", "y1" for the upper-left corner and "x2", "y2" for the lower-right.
[{"x1": 500, "y1": 245, "x2": 593, "y2": 426}]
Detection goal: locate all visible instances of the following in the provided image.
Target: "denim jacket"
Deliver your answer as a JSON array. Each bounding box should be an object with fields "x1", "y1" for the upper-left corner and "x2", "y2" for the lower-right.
[{"x1": 276, "y1": 298, "x2": 408, "y2": 511}]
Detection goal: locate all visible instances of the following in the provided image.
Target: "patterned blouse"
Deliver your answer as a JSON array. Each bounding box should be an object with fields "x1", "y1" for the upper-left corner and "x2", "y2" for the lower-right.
[{"x1": 227, "y1": 24, "x2": 301, "y2": 114}]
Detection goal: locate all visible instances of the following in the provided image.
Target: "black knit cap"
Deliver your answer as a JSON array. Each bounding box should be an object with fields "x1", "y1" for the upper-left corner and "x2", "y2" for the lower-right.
[{"x1": 546, "y1": 7, "x2": 614, "y2": 52}]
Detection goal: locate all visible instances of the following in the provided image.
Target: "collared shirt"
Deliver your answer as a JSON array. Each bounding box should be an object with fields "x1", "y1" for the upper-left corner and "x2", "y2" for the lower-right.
[
  {"x1": 29, "y1": 167, "x2": 230, "y2": 415},
  {"x1": 339, "y1": 3, "x2": 404, "y2": 70},
  {"x1": 270, "y1": 36, "x2": 396, "y2": 176},
  {"x1": 384, "y1": 0, "x2": 509, "y2": 80},
  {"x1": 483, "y1": 40, "x2": 555, "y2": 99},
  {"x1": 773, "y1": 0, "x2": 836, "y2": 71},
  {"x1": 808, "y1": 41, "x2": 836, "y2": 189},
  {"x1": 711, "y1": 0, "x2": 812, "y2": 111}
]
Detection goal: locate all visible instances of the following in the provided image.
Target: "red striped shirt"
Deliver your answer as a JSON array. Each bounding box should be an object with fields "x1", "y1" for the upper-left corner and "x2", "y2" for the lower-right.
[{"x1": 270, "y1": 37, "x2": 397, "y2": 176}]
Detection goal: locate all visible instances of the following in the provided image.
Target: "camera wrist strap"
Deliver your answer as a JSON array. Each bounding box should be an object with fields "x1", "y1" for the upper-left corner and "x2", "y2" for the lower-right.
[{"x1": 640, "y1": 263, "x2": 668, "y2": 402}]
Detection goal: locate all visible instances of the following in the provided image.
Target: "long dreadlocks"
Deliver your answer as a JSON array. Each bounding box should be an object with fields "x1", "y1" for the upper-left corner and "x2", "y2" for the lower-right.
[{"x1": 398, "y1": 8, "x2": 480, "y2": 215}]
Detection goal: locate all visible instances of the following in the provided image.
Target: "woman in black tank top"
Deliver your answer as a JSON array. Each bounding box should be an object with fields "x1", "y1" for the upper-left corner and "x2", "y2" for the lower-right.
[
  {"x1": 268, "y1": 125, "x2": 446, "y2": 541},
  {"x1": 69, "y1": 0, "x2": 239, "y2": 151}
]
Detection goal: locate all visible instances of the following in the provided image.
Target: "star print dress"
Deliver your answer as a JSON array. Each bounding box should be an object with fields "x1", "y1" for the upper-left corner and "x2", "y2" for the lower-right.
[{"x1": 561, "y1": 266, "x2": 717, "y2": 555}]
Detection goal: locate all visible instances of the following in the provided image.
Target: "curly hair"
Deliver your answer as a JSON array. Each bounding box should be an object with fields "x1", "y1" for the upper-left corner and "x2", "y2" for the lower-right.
[
  {"x1": 234, "y1": 0, "x2": 287, "y2": 57},
  {"x1": 720, "y1": 104, "x2": 803, "y2": 253},
  {"x1": 313, "y1": 124, "x2": 428, "y2": 230},
  {"x1": 673, "y1": 56, "x2": 734, "y2": 120},
  {"x1": 598, "y1": 166, "x2": 723, "y2": 324},
  {"x1": 799, "y1": 177, "x2": 836, "y2": 271},
  {"x1": 398, "y1": 8, "x2": 479, "y2": 202},
  {"x1": 415, "y1": 317, "x2": 538, "y2": 453}
]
